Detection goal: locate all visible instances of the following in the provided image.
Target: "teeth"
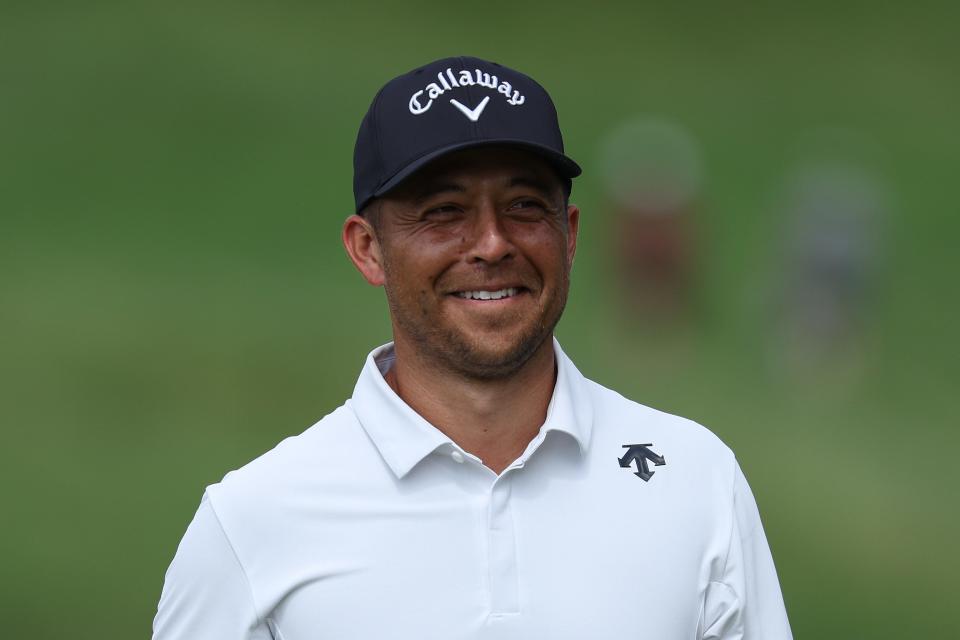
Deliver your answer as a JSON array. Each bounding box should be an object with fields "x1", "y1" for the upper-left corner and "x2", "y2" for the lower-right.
[{"x1": 455, "y1": 287, "x2": 519, "y2": 300}]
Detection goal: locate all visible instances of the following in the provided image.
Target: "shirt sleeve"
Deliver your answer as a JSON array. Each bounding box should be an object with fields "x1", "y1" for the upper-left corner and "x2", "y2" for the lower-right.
[
  {"x1": 701, "y1": 462, "x2": 793, "y2": 640},
  {"x1": 152, "y1": 493, "x2": 273, "y2": 640}
]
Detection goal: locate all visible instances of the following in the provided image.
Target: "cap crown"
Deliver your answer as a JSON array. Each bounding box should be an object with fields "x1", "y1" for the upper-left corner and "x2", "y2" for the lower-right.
[{"x1": 353, "y1": 56, "x2": 579, "y2": 212}]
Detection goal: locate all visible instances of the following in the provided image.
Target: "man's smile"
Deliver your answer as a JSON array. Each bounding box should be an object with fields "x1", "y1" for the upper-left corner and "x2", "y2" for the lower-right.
[{"x1": 451, "y1": 287, "x2": 525, "y2": 301}]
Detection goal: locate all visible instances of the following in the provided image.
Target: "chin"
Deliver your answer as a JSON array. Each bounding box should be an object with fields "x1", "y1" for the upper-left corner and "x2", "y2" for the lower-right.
[
  {"x1": 443, "y1": 329, "x2": 553, "y2": 381},
  {"x1": 391, "y1": 293, "x2": 567, "y2": 380}
]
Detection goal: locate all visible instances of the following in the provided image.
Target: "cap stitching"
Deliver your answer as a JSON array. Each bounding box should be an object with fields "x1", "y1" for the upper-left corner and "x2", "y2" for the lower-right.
[{"x1": 458, "y1": 56, "x2": 482, "y2": 140}]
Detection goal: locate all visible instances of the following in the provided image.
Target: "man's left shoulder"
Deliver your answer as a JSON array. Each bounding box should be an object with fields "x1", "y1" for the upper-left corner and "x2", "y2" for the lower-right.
[{"x1": 583, "y1": 377, "x2": 736, "y2": 474}]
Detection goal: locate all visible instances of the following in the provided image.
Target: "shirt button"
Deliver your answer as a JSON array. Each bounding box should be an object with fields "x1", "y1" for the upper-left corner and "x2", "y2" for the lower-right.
[{"x1": 451, "y1": 450, "x2": 465, "y2": 463}]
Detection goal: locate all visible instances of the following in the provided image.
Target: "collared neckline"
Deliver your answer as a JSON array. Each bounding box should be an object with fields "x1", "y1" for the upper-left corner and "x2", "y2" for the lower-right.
[{"x1": 349, "y1": 338, "x2": 594, "y2": 479}]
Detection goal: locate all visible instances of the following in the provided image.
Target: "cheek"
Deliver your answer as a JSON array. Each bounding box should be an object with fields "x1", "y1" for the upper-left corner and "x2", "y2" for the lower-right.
[
  {"x1": 524, "y1": 234, "x2": 571, "y2": 270},
  {"x1": 380, "y1": 240, "x2": 458, "y2": 295}
]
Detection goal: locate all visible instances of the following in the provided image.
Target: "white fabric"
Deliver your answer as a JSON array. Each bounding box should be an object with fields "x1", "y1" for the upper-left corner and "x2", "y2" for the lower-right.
[{"x1": 153, "y1": 340, "x2": 792, "y2": 639}]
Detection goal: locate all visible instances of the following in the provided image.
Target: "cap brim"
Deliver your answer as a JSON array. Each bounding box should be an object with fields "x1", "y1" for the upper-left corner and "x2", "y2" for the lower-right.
[{"x1": 372, "y1": 139, "x2": 582, "y2": 202}]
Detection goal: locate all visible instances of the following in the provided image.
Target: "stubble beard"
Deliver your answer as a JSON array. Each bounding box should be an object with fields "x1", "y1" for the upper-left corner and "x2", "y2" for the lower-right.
[{"x1": 384, "y1": 275, "x2": 570, "y2": 382}]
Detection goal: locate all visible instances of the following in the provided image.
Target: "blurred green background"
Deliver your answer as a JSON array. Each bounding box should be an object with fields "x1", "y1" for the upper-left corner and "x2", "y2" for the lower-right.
[{"x1": 2, "y1": 1, "x2": 957, "y2": 637}]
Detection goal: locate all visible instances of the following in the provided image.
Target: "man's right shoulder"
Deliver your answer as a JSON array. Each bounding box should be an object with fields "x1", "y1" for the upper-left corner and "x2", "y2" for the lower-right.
[{"x1": 202, "y1": 400, "x2": 386, "y2": 522}]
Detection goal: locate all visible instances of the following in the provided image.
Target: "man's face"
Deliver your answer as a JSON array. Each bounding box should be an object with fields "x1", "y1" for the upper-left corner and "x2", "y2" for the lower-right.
[{"x1": 370, "y1": 147, "x2": 579, "y2": 380}]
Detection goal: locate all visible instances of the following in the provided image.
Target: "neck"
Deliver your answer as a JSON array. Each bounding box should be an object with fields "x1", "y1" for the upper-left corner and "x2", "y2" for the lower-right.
[{"x1": 384, "y1": 339, "x2": 557, "y2": 475}]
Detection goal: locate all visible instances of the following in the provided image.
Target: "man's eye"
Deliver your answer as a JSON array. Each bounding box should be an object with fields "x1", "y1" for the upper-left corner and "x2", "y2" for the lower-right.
[
  {"x1": 423, "y1": 205, "x2": 461, "y2": 219},
  {"x1": 507, "y1": 200, "x2": 548, "y2": 217}
]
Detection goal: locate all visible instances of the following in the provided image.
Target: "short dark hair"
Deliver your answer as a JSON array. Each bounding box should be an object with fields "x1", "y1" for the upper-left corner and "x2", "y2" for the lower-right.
[{"x1": 358, "y1": 199, "x2": 383, "y2": 232}]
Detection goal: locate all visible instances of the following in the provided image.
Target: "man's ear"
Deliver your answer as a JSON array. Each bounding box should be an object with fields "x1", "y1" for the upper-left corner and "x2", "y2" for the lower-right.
[
  {"x1": 342, "y1": 214, "x2": 386, "y2": 286},
  {"x1": 565, "y1": 204, "x2": 580, "y2": 267}
]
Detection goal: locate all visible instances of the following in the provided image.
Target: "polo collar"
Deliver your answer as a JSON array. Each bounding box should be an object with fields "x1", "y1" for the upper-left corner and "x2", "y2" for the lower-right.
[{"x1": 349, "y1": 338, "x2": 594, "y2": 479}]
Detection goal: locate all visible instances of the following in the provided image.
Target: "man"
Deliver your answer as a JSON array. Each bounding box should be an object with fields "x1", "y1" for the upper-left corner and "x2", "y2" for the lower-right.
[{"x1": 153, "y1": 56, "x2": 792, "y2": 639}]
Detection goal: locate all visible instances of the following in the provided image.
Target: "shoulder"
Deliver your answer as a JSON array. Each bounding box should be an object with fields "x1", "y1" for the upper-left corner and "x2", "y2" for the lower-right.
[
  {"x1": 586, "y1": 378, "x2": 731, "y2": 450},
  {"x1": 203, "y1": 401, "x2": 386, "y2": 536},
  {"x1": 583, "y1": 376, "x2": 737, "y2": 488},
  {"x1": 215, "y1": 403, "x2": 359, "y2": 483}
]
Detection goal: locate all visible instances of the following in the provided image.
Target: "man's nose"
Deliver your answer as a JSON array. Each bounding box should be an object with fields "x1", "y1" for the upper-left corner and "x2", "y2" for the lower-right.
[{"x1": 467, "y1": 206, "x2": 515, "y2": 264}]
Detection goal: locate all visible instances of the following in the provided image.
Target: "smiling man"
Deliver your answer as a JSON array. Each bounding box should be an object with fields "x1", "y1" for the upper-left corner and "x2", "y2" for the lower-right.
[{"x1": 153, "y1": 56, "x2": 792, "y2": 640}]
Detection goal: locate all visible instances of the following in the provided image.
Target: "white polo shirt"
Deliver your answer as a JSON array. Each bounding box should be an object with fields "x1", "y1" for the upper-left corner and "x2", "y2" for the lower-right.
[{"x1": 153, "y1": 340, "x2": 792, "y2": 640}]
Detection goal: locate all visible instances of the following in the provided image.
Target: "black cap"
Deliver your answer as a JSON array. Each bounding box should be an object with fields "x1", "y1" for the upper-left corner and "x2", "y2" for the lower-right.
[{"x1": 353, "y1": 56, "x2": 581, "y2": 213}]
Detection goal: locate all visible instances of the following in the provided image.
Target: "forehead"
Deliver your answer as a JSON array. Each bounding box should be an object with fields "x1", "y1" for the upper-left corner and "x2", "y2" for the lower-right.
[{"x1": 388, "y1": 146, "x2": 564, "y2": 199}]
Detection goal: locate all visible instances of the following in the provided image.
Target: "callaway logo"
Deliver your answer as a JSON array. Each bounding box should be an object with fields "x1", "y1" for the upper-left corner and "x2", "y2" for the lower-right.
[{"x1": 408, "y1": 67, "x2": 526, "y2": 119}]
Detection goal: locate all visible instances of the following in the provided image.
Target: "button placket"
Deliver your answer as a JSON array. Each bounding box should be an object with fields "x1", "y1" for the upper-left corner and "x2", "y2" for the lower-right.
[{"x1": 487, "y1": 474, "x2": 520, "y2": 614}]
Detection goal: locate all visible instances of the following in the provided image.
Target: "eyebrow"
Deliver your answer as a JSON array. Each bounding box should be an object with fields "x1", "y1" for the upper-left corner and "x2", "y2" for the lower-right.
[
  {"x1": 508, "y1": 175, "x2": 557, "y2": 197},
  {"x1": 412, "y1": 182, "x2": 466, "y2": 205}
]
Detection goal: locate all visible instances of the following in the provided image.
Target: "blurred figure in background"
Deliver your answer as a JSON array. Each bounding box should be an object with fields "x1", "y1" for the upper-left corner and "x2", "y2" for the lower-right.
[
  {"x1": 597, "y1": 117, "x2": 703, "y2": 328},
  {"x1": 768, "y1": 129, "x2": 888, "y2": 380}
]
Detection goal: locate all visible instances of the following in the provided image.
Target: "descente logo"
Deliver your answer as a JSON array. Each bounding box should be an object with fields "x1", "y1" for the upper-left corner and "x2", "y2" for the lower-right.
[{"x1": 409, "y1": 67, "x2": 526, "y2": 115}]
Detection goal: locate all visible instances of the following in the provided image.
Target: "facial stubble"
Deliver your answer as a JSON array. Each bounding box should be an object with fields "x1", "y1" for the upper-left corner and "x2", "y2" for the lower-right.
[{"x1": 382, "y1": 255, "x2": 570, "y2": 382}]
